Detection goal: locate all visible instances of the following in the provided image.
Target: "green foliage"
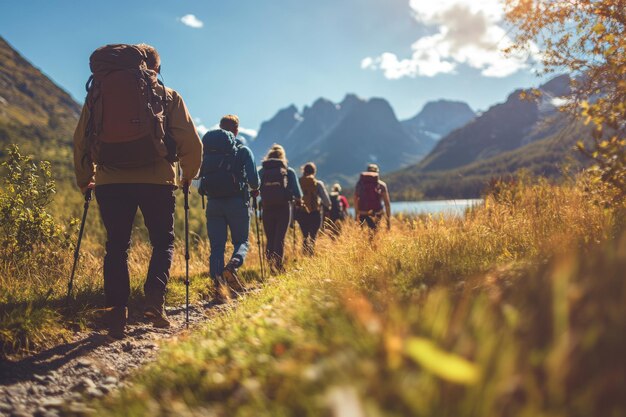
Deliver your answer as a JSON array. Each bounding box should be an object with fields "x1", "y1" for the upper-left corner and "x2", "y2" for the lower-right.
[
  {"x1": 388, "y1": 122, "x2": 587, "y2": 200},
  {"x1": 0, "y1": 144, "x2": 73, "y2": 262},
  {"x1": 0, "y1": 304, "x2": 65, "y2": 354},
  {"x1": 506, "y1": 0, "x2": 626, "y2": 198}
]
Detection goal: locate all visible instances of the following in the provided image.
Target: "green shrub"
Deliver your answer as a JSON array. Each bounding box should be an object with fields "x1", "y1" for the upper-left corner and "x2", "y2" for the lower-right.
[{"x1": 0, "y1": 144, "x2": 73, "y2": 262}]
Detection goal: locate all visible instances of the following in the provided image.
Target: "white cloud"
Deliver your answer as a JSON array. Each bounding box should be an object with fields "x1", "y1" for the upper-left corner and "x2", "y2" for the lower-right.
[
  {"x1": 179, "y1": 14, "x2": 203, "y2": 29},
  {"x1": 362, "y1": 0, "x2": 535, "y2": 79},
  {"x1": 550, "y1": 97, "x2": 571, "y2": 107},
  {"x1": 238, "y1": 127, "x2": 258, "y2": 138},
  {"x1": 196, "y1": 120, "x2": 257, "y2": 139},
  {"x1": 194, "y1": 118, "x2": 209, "y2": 136}
]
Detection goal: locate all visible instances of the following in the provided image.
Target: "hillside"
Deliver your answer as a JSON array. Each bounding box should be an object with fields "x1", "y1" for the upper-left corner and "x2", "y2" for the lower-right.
[
  {"x1": 387, "y1": 115, "x2": 587, "y2": 199},
  {"x1": 386, "y1": 75, "x2": 582, "y2": 198},
  {"x1": 416, "y1": 75, "x2": 571, "y2": 173},
  {"x1": 251, "y1": 95, "x2": 475, "y2": 184},
  {"x1": 0, "y1": 36, "x2": 81, "y2": 178}
]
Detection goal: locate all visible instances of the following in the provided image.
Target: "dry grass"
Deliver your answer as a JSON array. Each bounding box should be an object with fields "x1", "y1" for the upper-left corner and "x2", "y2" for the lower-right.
[{"x1": 91, "y1": 177, "x2": 625, "y2": 417}]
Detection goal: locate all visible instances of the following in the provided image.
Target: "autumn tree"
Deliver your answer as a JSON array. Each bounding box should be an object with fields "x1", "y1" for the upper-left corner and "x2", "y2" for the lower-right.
[{"x1": 505, "y1": 0, "x2": 625, "y2": 196}]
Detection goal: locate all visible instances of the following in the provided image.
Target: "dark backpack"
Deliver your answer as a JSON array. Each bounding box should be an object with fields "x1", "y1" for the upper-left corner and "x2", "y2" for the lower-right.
[
  {"x1": 85, "y1": 44, "x2": 175, "y2": 168},
  {"x1": 356, "y1": 172, "x2": 383, "y2": 212},
  {"x1": 329, "y1": 193, "x2": 345, "y2": 221},
  {"x1": 260, "y1": 159, "x2": 290, "y2": 206},
  {"x1": 198, "y1": 129, "x2": 243, "y2": 198}
]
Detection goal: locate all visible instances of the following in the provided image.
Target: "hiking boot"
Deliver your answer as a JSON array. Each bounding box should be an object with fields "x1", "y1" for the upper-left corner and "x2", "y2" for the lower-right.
[
  {"x1": 105, "y1": 306, "x2": 128, "y2": 340},
  {"x1": 223, "y1": 260, "x2": 245, "y2": 293},
  {"x1": 144, "y1": 293, "x2": 171, "y2": 328}
]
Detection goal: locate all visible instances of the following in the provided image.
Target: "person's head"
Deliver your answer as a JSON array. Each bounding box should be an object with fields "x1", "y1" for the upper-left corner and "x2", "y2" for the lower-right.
[
  {"x1": 332, "y1": 183, "x2": 342, "y2": 193},
  {"x1": 135, "y1": 43, "x2": 161, "y2": 73},
  {"x1": 367, "y1": 163, "x2": 380, "y2": 173},
  {"x1": 302, "y1": 162, "x2": 316, "y2": 177},
  {"x1": 220, "y1": 114, "x2": 239, "y2": 137},
  {"x1": 264, "y1": 143, "x2": 288, "y2": 164}
]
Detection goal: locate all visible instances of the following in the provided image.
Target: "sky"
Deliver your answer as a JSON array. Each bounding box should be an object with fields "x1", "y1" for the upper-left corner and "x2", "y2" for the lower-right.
[{"x1": 0, "y1": 0, "x2": 547, "y2": 135}]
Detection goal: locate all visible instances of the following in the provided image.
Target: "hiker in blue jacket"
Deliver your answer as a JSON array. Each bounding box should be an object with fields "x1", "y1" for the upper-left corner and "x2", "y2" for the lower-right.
[{"x1": 198, "y1": 115, "x2": 259, "y2": 300}]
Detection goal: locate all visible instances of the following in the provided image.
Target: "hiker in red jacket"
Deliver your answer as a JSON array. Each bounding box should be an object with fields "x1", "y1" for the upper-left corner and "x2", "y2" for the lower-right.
[{"x1": 354, "y1": 164, "x2": 391, "y2": 231}]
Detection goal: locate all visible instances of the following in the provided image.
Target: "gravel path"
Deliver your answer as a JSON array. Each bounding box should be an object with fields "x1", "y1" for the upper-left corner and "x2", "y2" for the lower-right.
[{"x1": 0, "y1": 300, "x2": 231, "y2": 417}]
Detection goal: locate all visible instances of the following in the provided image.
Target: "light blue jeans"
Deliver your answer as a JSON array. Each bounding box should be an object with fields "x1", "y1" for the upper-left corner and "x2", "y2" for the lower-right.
[{"x1": 205, "y1": 196, "x2": 251, "y2": 280}]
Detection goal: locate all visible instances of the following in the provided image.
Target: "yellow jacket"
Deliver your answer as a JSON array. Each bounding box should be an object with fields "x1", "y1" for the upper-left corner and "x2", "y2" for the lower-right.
[{"x1": 73, "y1": 88, "x2": 202, "y2": 188}]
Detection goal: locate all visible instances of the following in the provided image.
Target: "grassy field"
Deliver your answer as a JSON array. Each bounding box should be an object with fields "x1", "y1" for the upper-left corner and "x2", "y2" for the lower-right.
[
  {"x1": 2, "y1": 163, "x2": 624, "y2": 416},
  {"x1": 83, "y1": 176, "x2": 625, "y2": 417}
]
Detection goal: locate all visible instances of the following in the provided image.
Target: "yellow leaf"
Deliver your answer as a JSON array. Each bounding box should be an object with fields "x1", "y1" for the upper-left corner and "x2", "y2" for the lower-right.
[
  {"x1": 404, "y1": 337, "x2": 481, "y2": 385},
  {"x1": 592, "y1": 22, "x2": 605, "y2": 34}
]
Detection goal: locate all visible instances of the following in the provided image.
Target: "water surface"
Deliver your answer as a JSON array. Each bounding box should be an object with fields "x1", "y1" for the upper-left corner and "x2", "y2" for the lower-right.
[{"x1": 348, "y1": 199, "x2": 482, "y2": 217}]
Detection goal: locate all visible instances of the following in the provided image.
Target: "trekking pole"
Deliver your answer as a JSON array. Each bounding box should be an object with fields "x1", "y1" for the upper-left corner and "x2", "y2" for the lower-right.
[
  {"x1": 252, "y1": 196, "x2": 265, "y2": 280},
  {"x1": 291, "y1": 201, "x2": 297, "y2": 261},
  {"x1": 183, "y1": 183, "x2": 190, "y2": 328},
  {"x1": 66, "y1": 188, "x2": 93, "y2": 305}
]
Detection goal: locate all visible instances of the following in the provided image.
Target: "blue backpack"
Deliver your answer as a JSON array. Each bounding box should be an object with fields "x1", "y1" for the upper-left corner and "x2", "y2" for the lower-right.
[{"x1": 198, "y1": 129, "x2": 243, "y2": 198}]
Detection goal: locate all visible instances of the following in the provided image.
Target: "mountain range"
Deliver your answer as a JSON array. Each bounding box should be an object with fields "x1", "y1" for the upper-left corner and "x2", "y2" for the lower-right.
[
  {"x1": 0, "y1": 35, "x2": 583, "y2": 199},
  {"x1": 387, "y1": 75, "x2": 585, "y2": 199},
  {"x1": 250, "y1": 96, "x2": 475, "y2": 184}
]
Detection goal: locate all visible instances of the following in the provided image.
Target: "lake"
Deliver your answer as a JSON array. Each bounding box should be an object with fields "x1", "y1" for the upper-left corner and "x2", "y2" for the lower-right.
[{"x1": 348, "y1": 199, "x2": 483, "y2": 217}]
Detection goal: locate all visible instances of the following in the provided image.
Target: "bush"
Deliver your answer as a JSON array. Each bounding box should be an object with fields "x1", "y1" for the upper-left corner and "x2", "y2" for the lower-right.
[{"x1": 0, "y1": 144, "x2": 73, "y2": 262}]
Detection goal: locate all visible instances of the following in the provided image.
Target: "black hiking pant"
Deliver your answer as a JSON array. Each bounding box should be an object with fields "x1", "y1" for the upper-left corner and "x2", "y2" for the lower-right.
[
  {"x1": 96, "y1": 184, "x2": 175, "y2": 307},
  {"x1": 359, "y1": 212, "x2": 383, "y2": 231},
  {"x1": 262, "y1": 203, "x2": 291, "y2": 273},
  {"x1": 297, "y1": 210, "x2": 322, "y2": 256}
]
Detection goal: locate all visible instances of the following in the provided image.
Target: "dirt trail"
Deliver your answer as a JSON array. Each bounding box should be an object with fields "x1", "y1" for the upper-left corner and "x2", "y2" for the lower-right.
[{"x1": 0, "y1": 301, "x2": 228, "y2": 417}]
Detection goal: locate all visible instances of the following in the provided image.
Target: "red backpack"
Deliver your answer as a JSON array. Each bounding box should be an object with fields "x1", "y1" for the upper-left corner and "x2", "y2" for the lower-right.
[
  {"x1": 85, "y1": 44, "x2": 174, "y2": 168},
  {"x1": 356, "y1": 172, "x2": 383, "y2": 212}
]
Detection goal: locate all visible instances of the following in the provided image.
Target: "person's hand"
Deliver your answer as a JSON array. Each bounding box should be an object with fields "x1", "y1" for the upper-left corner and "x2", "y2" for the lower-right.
[
  {"x1": 251, "y1": 189, "x2": 260, "y2": 198},
  {"x1": 80, "y1": 182, "x2": 95, "y2": 195}
]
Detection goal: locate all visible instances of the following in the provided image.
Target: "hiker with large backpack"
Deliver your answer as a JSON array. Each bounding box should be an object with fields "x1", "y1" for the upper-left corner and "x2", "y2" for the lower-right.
[
  {"x1": 198, "y1": 115, "x2": 259, "y2": 302},
  {"x1": 258, "y1": 144, "x2": 303, "y2": 274},
  {"x1": 354, "y1": 163, "x2": 391, "y2": 231},
  {"x1": 326, "y1": 183, "x2": 350, "y2": 237},
  {"x1": 73, "y1": 44, "x2": 202, "y2": 339},
  {"x1": 296, "y1": 162, "x2": 331, "y2": 256}
]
